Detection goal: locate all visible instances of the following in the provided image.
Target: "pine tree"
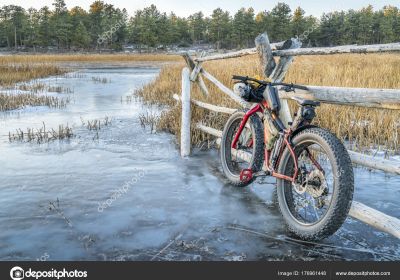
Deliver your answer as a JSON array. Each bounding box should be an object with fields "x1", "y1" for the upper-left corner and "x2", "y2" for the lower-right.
[
  {"x1": 51, "y1": 0, "x2": 70, "y2": 49},
  {"x1": 269, "y1": 2, "x2": 292, "y2": 41},
  {"x1": 210, "y1": 8, "x2": 231, "y2": 49},
  {"x1": 72, "y1": 21, "x2": 90, "y2": 48},
  {"x1": 188, "y1": 12, "x2": 205, "y2": 44}
]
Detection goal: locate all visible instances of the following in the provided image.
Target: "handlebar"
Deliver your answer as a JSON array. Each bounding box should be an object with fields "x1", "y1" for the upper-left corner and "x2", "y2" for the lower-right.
[
  {"x1": 232, "y1": 75, "x2": 308, "y2": 91},
  {"x1": 232, "y1": 75, "x2": 268, "y2": 85},
  {"x1": 278, "y1": 83, "x2": 308, "y2": 91}
]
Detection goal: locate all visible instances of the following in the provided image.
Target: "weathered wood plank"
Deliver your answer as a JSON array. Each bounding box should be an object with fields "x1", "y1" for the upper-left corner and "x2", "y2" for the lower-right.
[
  {"x1": 311, "y1": 145, "x2": 400, "y2": 175},
  {"x1": 201, "y1": 69, "x2": 250, "y2": 108},
  {"x1": 195, "y1": 42, "x2": 400, "y2": 62},
  {"x1": 196, "y1": 123, "x2": 223, "y2": 138},
  {"x1": 274, "y1": 42, "x2": 400, "y2": 57},
  {"x1": 279, "y1": 85, "x2": 400, "y2": 110},
  {"x1": 270, "y1": 38, "x2": 302, "y2": 127},
  {"x1": 182, "y1": 52, "x2": 209, "y2": 97},
  {"x1": 348, "y1": 150, "x2": 400, "y2": 175},
  {"x1": 349, "y1": 201, "x2": 400, "y2": 239},
  {"x1": 182, "y1": 52, "x2": 196, "y2": 69},
  {"x1": 196, "y1": 48, "x2": 257, "y2": 62},
  {"x1": 194, "y1": 41, "x2": 286, "y2": 62},
  {"x1": 190, "y1": 63, "x2": 203, "y2": 82},
  {"x1": 180, "y1": 68, "x2": 191, "y2": 157},
  {"x1": 173, "y1": 94, "x2": 237, "y2": 114},
  {"x1": 197, "y1": 77, "x2": 210, "y2": 97},
  {"x1": 270, "y1": 38, "x2": 302, "y2": 82},
  {"x1": 255, "y1": 33, "x2": 276, "y2": 77}
]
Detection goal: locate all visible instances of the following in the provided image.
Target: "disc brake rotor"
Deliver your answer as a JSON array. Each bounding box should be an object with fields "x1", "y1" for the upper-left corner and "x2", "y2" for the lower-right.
[
  {"x1": 292, "y1": 169, "x2": 327, "y2": 204},
  {"x1": 305, "y1": 169, "x2": 328, "y2": 198},
  {"x1": 293, "y1": 181, "x2": 307, "y2": 195}
]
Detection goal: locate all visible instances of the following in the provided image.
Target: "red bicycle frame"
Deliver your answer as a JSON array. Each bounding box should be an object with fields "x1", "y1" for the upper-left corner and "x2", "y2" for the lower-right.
[
  {"x1": 231, "y1": 104, "x2": 263, "y2": 149},
  {"x1": 231, "y1": 103, "x2": 300, "y2": 183}
]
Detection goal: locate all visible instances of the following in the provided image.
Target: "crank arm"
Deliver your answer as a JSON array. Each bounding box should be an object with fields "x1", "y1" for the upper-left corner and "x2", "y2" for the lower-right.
[
  {"x1": 253, "y1": 171, "x2": 271, "y2": 177},
  {"x1": 240, "y1": 169, "x2": 271, "y2": 183}
]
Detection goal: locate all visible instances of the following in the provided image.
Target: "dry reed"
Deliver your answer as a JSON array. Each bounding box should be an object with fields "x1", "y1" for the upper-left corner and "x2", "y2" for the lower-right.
[
  {"x1": 9, "y1": 122, "x2": 73, "y2": 143},
  {"x1": 81, "y1": 116, "x2": 112, "y2": 131},
  {"x1": 0, "y1": 92, "x2": 70, "y2": 111},
  {"x1": 18, "y1": 82, "x2": 73, "y2": 94},
  {"x1": 92, "y1": 77, "x2": 111, "y2": 84},
  {"x1": 138, "y1": 110, "x2": 161, "y2": 133},
  {"x1": 0, "y1": 54, "x2": 180, "y2": 64},
  {"x1": 0, "y1": 64, "x2": 66, "y2": 87}
]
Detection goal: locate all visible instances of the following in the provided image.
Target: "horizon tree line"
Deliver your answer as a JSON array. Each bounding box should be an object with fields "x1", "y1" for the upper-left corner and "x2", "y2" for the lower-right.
[{"x1": 0, "y1": 0, "x2": 399, "y2": 51}]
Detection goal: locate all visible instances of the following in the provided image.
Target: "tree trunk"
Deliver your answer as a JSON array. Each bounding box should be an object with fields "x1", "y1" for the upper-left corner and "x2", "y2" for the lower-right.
[{"x1": 14, "y1": 26, "x2": 17, "y2": 50}]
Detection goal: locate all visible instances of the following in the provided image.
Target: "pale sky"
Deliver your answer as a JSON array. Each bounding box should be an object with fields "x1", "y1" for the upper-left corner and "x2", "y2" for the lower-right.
[{"x1": 0, "y1": 0, "x2": 398, "y2": 17}]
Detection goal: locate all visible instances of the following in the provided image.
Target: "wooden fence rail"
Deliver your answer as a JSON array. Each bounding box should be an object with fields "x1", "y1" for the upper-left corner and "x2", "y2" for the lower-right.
[
  {"x1": 195, "y1": 42, "x2": 400, "y2": 62},
  {"x1": 278, "y1": 86, "x2": 400, "y2": 110},
  {"x1": 177, "y1": 32, "x2": 400, "y2": 240}
]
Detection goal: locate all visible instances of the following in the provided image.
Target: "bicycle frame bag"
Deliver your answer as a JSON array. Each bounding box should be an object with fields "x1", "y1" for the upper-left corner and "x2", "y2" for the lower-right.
[{"x1": 263, "y1": 85, "x2": 281, "y2": 113}]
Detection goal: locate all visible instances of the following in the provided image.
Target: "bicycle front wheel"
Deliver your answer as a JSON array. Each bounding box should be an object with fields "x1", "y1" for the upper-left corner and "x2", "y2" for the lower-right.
[
  {"x1": 276, "y1": 127, "x2": 354, "y2": 240},
  {"x1": 220, "y1": 110, "x2": 264, "y2": 187}
]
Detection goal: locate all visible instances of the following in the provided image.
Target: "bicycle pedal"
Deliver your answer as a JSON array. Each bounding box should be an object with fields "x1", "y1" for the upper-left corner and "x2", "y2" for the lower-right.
[{"x1": 240, "y1": 169, "x2": 253, "y2": 183}]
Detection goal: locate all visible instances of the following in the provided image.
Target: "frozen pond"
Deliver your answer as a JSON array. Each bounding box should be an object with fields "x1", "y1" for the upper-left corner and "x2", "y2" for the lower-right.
[{"x1": 0, "y1": 67, "x2": 399, "y2": 261}]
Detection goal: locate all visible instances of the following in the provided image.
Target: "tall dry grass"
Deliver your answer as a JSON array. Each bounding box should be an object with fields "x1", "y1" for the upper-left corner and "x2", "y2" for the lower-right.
[
  {"x1": 136, "y1": 53, "x2": 400, "y2": 152},
  {"x1": 0, "y1": 64, "x2": 65, "y2": 87},
  {"x1": 0, "y1": 54, "x2": 180, "y2": 87},
  {"x1": 0, "y1": 92, "x2": 70, "y2": 111},
  {"x1": 0, "y1": 54, "x2": 180, "y2": 64}
]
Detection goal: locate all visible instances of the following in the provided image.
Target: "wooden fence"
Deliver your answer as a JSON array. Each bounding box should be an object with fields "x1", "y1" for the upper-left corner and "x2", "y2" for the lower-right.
[{"x1": 176, "y1": 32, "x2": 400, "y2": 239}]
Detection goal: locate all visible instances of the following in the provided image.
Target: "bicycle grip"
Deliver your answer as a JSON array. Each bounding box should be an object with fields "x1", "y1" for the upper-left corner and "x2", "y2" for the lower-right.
[{"x1": 232, "y1": 75, "x2": 248, "y2": 81}]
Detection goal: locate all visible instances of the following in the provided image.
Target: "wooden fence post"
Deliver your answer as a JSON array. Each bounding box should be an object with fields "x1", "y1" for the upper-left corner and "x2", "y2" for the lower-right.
[
  {"x1": 181, "y1": 67, "x2": 191, "y2": 157},
  {"x1": 255, "y1": 33, "x2": 276, "y2": 77},
  {"x1": 182, "y1": 52, "x2": 209, "y2": 97},
  {"x1": 270, "y1": 38, "x2": 302, "y2": 126}
]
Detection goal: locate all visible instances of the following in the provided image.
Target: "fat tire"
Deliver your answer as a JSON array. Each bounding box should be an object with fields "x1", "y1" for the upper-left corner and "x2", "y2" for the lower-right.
[
  {"x1": 220, "y1": 110, "x2": 264, "y2": 187},
  {"x1": 276, "y1": 127, "x2": 354, "y2": 240}
]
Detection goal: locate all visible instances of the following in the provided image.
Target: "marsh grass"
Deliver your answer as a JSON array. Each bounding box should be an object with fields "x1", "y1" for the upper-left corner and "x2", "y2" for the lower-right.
[
  {"x1": 46, "y1": 85, "x2": 74, "y2": 94},
  {"x1": 63, "y1": 72, "x2": 87, "y2": 79},
  {"x1": 139, "y1": 110, "x2": 161, "y2": 133},
  {"x1": 18, "y1": 82, "x2": 74, "y2": 94},
  {"x1": 0, "y1": 92, "x2": 70, "y2": 111},
  {"x1": 81, "y1": 116, "x2": 112, "y2": 141},
  {"x1": 9, "y1": 122, "x2": 73, "y2": 144},
  {"x1": 92, "y1": 76, "x2": 111, "y2": 84},
  {"x1": 0, "y1": 54, "x2": 180, "y2": 64},
  {"x1": 18, "y1": 82, "x2": 46, "y2": 93},
  {"x1": 81, "y1": 116, "x2": 112, "y2": 131},
  {"x1": 0, "y1": 64, "x2": 66, "y2": 87},
  {"x1": 136, "y1": 53, "x2": 400, "y2": 152}
]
